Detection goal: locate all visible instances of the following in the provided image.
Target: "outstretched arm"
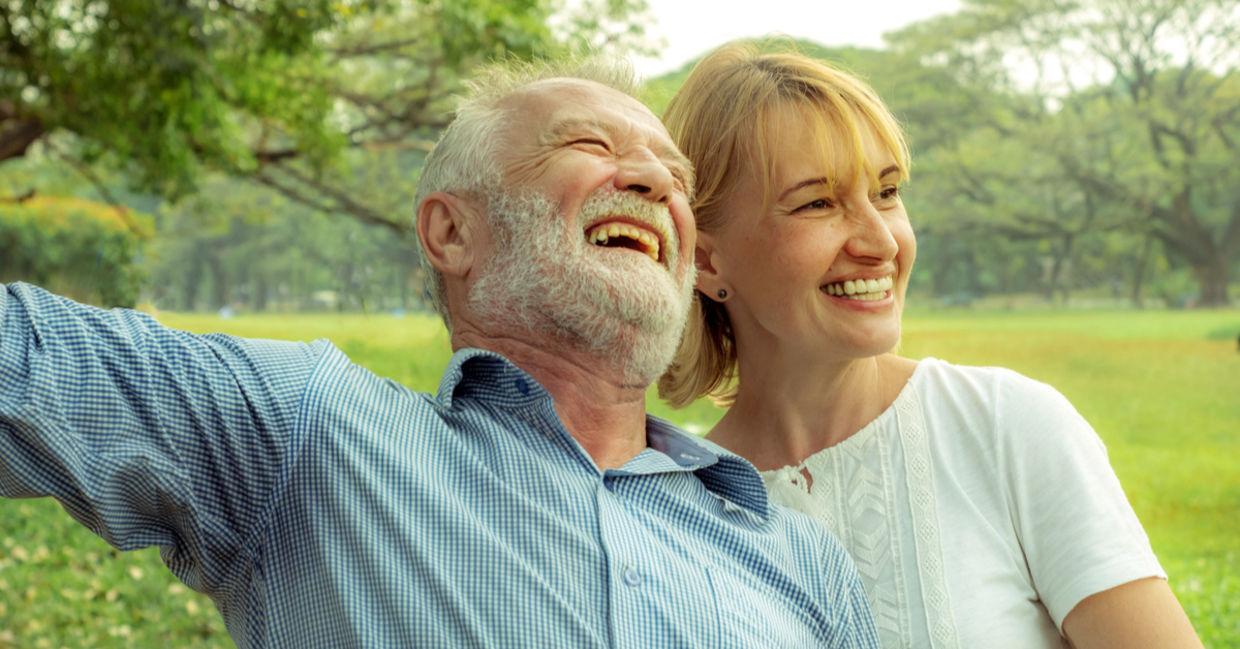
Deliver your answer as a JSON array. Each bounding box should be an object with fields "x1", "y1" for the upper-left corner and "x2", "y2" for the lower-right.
[
  {"x1": 0, "y1": 282, "x2": 321, "y2": 593},
  {"x1": 1062, "y1": 577, "x2": 1202, "y2": 649}
]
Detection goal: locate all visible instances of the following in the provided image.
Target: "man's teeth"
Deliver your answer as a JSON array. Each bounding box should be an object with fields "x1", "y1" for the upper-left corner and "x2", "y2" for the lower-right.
[
  {"x1": 822, "y1": 275, "x2": 894, "y2": 300},
  {"x1": 587, "y1": 222, "x2": 661, "y2": 262}
]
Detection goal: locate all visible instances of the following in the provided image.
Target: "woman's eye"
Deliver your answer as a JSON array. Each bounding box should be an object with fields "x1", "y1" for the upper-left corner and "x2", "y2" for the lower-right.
[
  {"x1": 874, "y1": 186, "x2": 900, "y2": 203},
  {"x1": 795, "y1": 198, "x2": 834, "y2": 212}
]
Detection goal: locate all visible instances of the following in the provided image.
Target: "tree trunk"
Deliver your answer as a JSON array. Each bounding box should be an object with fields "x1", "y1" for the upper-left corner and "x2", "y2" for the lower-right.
[
  {"x1": 1129, "y1": 234, "x2": 1154, "y2": 309},
  {"x1": 1193, "y1": 255, "x2": 1231, "y2": 307},
  {"x1": 1045, "y1": 233, "x2": 1075, "y2": 305},
  {"x1": 180, "y1": 255, "x2": 203, "y2": 311},
  {"x1": 400, "y1": 271, "x2": 411, "y2": 311},
  {"x1": 207, "y1": 256, "x2": 229, "y2": 310},
  {"x1": 0, "y1": 117, "x2": 45, "y2": 163},
  {"x1": 253, "y1": 273, "x2": 269, "y2": 311},
  {"x1": 1152, "y1": 207, "x2": 1234, "y2": 308}
]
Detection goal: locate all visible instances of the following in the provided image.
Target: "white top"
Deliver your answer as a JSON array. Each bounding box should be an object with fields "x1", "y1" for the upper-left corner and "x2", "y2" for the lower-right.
[{"x1": 762, "y1": 358, "x2": 1165, "y2": 649}]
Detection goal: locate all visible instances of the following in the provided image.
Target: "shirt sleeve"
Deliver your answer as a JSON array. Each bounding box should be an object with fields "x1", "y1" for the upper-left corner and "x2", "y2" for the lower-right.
[
  {"x1": 810, "y1": 522, "x2": 882, "y2": 649},
  {"x1": 0, "y1": 282, "x2": 325, "y2": 594},
  {"x1": 831, "y1": 565, "x2": 883, "y2": 648},
  {"x1": 996, "y1": 369, "x2": 1165, "y2": 629}
]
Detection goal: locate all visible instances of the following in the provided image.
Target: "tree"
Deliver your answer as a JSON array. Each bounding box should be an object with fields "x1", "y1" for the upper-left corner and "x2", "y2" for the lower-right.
[
  {"x1": 890, "y1": 0, "x2": 1240, "y2": 306},
  {"x1": 146, "y1": 173, "x2": 425, "y2": 312},
  {"x1": 1, "y1": 0, "x2": 657, "y2": 232},
  {"x1": 0, "y1": 194, "x2": 150, "y2": 306}
]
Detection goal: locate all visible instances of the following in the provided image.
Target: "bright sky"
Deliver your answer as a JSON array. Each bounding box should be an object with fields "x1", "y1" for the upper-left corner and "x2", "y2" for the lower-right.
[{"x1": 631, "y1": 0, "x2": 963, "y2": 77}]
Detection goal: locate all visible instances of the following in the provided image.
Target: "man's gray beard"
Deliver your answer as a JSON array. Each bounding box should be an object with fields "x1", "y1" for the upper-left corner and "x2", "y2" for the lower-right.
[{"x1": 468, "y1": 189, "x2": 695, "y2": 386}]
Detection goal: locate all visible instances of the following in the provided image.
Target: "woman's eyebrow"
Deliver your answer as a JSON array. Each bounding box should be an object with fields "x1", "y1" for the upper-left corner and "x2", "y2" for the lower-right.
[{"x1": 779, "y1": 177, "x2": 829, "y2": 202}]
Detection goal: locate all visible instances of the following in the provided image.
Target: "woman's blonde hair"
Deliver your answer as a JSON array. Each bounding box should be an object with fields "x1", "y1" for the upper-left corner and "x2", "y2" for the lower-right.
[{"x1": 657, "y1": 43, "x2": 911, "y2": 408}]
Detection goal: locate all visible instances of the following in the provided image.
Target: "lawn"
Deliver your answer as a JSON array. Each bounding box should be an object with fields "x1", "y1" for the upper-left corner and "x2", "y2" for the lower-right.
[{"x1": 1, "y1": 306, "x2": 1236, "y2": 648}]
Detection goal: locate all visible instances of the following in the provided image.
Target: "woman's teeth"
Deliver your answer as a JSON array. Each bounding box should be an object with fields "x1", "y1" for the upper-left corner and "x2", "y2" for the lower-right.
[{"x1": 821, "y1": 275, "x2": 894, "y2": 300}]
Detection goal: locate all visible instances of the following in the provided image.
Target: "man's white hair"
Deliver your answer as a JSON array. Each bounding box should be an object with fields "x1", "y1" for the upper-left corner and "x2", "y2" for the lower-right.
[{"x1": 413, "y1": 56, "x2": 640, "y2": 329}]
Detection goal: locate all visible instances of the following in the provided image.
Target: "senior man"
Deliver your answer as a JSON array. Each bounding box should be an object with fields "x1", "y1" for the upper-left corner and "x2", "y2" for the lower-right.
[{"x1": 0, "y1": 57, "x2": 879, "y2": 648}]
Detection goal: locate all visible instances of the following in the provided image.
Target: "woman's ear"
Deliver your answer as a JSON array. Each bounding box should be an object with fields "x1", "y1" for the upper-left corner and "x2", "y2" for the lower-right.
[
  {"x1": 416, "y1": 192, "x2": 485, "y2": 279},
  {"x1": 694, "y1": 231, "x2": 731, "y2": 303}
]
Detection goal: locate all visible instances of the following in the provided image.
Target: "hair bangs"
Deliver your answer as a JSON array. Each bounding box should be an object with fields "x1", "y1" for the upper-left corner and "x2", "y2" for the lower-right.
[{"x1": 658, "y1": 43, "x2": 913, "y2": 408}]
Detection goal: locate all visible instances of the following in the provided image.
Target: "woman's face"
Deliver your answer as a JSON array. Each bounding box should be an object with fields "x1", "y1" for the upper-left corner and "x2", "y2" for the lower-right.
[{"x1": 698, "y1": 111, "x2": 916, "y2": 363}]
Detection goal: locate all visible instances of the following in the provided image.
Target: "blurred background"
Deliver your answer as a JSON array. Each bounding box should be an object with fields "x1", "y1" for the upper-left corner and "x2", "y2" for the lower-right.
[
  {"x1": 0, "y1": 1, "x2": 1237, "y2": 648},
  {"x1": 3, "y1": 0, "x2": 1237, "y2": 313}
]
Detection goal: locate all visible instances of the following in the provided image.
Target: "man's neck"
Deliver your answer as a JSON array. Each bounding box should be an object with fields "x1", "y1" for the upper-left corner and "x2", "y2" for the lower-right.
[{"x1": 452, "y1": 329, "x2": 650, "y2": 471}]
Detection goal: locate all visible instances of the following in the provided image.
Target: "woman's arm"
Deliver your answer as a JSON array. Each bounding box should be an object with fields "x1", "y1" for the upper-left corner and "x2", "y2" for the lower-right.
[{"x1": 1062, "y1": 577, "x2": 1202, "y2": 649}]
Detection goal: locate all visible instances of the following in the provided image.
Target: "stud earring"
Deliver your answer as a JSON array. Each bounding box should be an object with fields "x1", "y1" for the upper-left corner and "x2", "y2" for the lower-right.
[{"x1": 717, "y1": 289, "x2": 728, "y2": 300}]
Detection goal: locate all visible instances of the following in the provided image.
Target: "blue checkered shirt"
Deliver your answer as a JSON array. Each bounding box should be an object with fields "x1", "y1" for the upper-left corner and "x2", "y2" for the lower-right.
[{"x1": 1, "y1": 283, "x2": 879, "y2": 648}]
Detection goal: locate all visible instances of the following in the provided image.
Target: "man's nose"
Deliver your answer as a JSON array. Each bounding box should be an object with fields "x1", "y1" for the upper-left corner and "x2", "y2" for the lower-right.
[{"x1": 614, "y1": 149, "x2": 674, "y2": 203}]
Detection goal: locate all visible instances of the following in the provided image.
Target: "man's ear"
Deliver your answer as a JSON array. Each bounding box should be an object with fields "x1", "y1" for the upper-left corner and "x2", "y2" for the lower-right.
[
  {"x1": 416, "y1": 192, "x2": 485, "y2": 279},
  {"x1": 693, "y1": 231, "x2": 731, "y2": 303}
]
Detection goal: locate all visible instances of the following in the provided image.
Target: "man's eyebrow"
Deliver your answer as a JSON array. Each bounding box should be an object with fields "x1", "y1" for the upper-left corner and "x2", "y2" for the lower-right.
[
  {"x1": 543, "y1": 117, "x2": 609, "y2": 142},
  {"x1": 658, "y1": 144, "x2": 694, "y2": 181},
  {"x1": 663, "y1": 146, "x2": 692, "y2": 172}
]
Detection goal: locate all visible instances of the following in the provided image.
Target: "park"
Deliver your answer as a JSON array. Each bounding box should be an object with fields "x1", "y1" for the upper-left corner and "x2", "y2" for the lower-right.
[{"x1": 1, "y1": 1, "x2": 1238, "y2": 647}]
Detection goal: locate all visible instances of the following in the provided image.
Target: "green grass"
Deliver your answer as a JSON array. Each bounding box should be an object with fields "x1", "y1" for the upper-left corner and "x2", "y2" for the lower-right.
[{"x1": 1, "y1": 307, "x2": 1236, "y2": 648}]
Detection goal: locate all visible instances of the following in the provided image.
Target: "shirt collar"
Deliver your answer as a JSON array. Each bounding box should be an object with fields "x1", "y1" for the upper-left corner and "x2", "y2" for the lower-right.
[
  {"x1": 644, "y1": 416, "x2": 772, "y2": 519},
  {"x1": 435, "y1": 347, "x2": 771, "y2": 519},
  {"x1": 435, "y1": 348, "x2": 551, "y2": 410}
]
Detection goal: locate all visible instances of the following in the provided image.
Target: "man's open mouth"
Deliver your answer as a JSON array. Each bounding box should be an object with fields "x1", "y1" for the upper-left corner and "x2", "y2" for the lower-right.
[{"x1": 584, "y1": 220, "x2": 662, "y2": 263}]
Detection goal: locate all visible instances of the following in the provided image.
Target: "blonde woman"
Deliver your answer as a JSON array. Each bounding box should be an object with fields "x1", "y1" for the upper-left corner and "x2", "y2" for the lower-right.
[{"x1": 659, "y1": 44, "x2": 1201, "y2": 649}]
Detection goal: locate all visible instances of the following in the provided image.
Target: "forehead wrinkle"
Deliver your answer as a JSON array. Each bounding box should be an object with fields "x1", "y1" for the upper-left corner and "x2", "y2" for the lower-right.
[{"x1": 543, "y1": 116, "x2": 610, "y2": 144}]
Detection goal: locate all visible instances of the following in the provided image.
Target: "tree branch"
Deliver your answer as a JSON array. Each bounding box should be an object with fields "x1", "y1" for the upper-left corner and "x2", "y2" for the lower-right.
[
  {"x1": 0, "y1": 188, "x2": 35, "y2": 204},
  {"x1": 328, "y1": 36, "x2": 425, "y2": 58},
  {"x1": 45, "y1": 143, "x2": 147, "y2": 236},
  {"x1": 255, "y1": 165, "x2": 407, "y2": 234},
  {"x1": 1222, "y1": 192, "x2": 1240, "y2": 256},
  {"x1": 0, "y1": 116, "x2": 46, "y2": 163}
]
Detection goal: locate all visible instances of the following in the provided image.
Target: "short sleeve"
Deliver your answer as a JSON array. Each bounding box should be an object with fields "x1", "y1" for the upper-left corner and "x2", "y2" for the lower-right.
[
  {"x1": 996, "y1": 371, "x2": 1165, "y2": 628},
  {"x1": 0, "y1": 283, "x2": 326, "y2": 593}
]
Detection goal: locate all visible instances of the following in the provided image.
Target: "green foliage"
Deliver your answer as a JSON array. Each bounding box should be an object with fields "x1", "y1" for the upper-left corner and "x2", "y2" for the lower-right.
[
  {"x1": 143, "y1": 172, "x2": 425, "y2": 313},
  {"x1": 0, "y1": 0, "x2": 359, "y2": 197},
  {"x1": 1, "y1": 0, "x2": 660, "y2": 317},
  {"x1": 551, "y1": 0, "x2": 660, "y2": 60},
  {"x1": 1, "y1": 0, "x2": 657, "y2": 232},
  {"x1": 1, "y1": 309, "x2": 1236, "y2": 647},
  {"x1": 0, "y1": 195, "x2": 150, "y2": 307},
  {"x1": 885, "y1": 0, "x2": 1240, "y2": 305}
]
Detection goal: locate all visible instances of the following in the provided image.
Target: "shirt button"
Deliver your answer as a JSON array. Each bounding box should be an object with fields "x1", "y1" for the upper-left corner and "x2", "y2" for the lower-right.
[
  {"x1": 622, "y1": 566, "x2": 641, "y2": 587},
  {"x1": 512, "y1": 379, "x2": 530, "y2": 395}
]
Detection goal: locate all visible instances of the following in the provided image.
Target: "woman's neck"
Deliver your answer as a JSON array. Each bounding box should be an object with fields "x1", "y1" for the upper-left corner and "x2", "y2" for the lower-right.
[{"x1": 708, "y1": 352, "x2": 917, "y2": 471}]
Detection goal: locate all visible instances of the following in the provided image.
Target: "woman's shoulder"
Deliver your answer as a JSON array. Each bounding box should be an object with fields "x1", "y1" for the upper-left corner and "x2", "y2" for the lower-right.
[
  {"x1": 912, "y1": 357, "x2": 1097, "y2": 459},
  {"x1": 911, "y1": 357, "x2": 1068, "y2": 409}
]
